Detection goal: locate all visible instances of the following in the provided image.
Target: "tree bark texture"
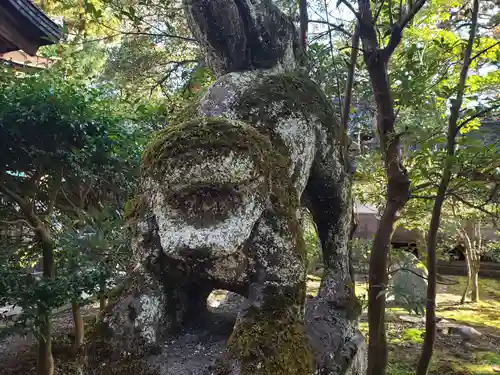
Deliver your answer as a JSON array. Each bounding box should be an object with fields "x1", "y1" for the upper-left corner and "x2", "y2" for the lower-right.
[
  {"x1": 99, "y1": 280, "x2": 107, "y2": 312},
  {"x1": 471, "y1": 267, "x2": 480, "y2": 302},
  {"x1": 355, "y1": 1, "x2": 416, "y2": 374},
  {"x1": 460, "y1": 249, "x2": 472, "y2": 304},
  {"x1": 417, "y1": 1, "x2": 479, "y2": 374},
  {"x1": 37, "y1": 310, "x2": 54, "y2": 375},
  {"x1": 471, "y1": 221, "x2": 481, "y2": 302},
  {"x1": 72, "y1": 301, "x2": 85, "y2": 353},
  {"x1": 0, "y1": 182, "x2": 60, "y2": 375},
  {"x1": 416, "y1": 168, "x2": 451, "y2": 375},
  {"x1": 299, "y1": 0, "x2": 308, "y2": 50},
  {"x1": 36, "y1": 226, "x2": 55, "y2": 375}
]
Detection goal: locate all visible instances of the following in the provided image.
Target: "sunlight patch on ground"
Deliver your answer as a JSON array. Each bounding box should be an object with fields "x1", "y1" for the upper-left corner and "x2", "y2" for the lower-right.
[{"x1": 438, "y1": 301, "x2": 500, "y2": 329}]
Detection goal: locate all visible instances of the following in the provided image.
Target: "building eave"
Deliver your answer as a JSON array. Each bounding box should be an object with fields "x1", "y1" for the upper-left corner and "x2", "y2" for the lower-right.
[{"x1": 0, "y1": 0, "x2": 63, "y2": 55}]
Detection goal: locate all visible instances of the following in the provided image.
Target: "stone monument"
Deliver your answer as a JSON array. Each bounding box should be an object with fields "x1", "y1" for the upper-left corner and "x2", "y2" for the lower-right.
[{"x1": 95, "y1": 1, "x2": 366, "y2": 374}]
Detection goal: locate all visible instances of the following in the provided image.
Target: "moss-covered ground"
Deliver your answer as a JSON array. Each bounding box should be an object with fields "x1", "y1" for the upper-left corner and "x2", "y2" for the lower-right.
[
  {"x1": 2, "y1": 276, "x2": 499, "y2": 374},
  {"x1": 307, "y1": 275, "x2": 500, "y2": 375}
]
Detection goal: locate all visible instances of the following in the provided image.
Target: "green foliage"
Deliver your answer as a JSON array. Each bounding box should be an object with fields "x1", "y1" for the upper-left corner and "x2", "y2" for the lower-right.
[
  {"x1": 350, "y1": 238, "x2": 371, "y2": 272},
  {"x1": 56, "y1": 210, "x2": 132, "y2": 304},
  {"x1": 0, "y1": 68, "x2": 144, "y2": 336},
  {"x1": 484, "y1": 241, "x2": 500, "y2": 262}
]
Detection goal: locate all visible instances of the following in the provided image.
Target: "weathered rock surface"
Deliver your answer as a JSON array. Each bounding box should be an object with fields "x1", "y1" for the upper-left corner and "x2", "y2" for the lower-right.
[
  {"x1": 88, "y1": 296, "x2": 365, "y2": 375},
  {"x1": 91, "y1": 1, "x2": 366, "y2": 374},
  {"x1": 449, "y1": 325, "x2": 482, "y2": 342}
]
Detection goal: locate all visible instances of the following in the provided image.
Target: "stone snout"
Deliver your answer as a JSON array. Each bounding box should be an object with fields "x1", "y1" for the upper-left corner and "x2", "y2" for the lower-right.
[{"x1": 153, "y1": 149, "x2": 269, "y2": 264}]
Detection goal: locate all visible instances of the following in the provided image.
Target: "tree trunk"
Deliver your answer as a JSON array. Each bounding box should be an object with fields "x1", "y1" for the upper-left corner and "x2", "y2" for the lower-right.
[
  {"x1": 367, "y1": 202, "x2": 401, "y2": 375},
  {"x1": 33, "y1": 224, "x2": 55, "y2": 375},
  {"x1": 37, "y1": 239, "x2": 55, "y2": 375},
  {"x1": 99, "y1": 280, "x2": 107, "y2": 312},
  {"x1": 470, "y1": 220, "x2": 481, "y2": 303},
  {"x1": 37, "y1": 309, "x2": 54, "y2": 375},
  {"x1": 72, "y1": 301, "x2": 85, "y2": 353},
  {"x1": 471, "y1": 268, "x2": 479, "y2": 302},
  {"x1": 460, "y1": 249, "x2": 472, "y2": 304},
  {"x1": 416, "y1": 170, "x2": 450, "y2": 375},
  {"x1": 362, "y1": 38, "x2": 411, "y2": 375},
  {"x1": 299, "y1": 0, "x2": 308, "y2": 50},
  {"x1": 471, "y1": 256, "x2": 480, "y2": 302},
  {"x1": 0, "y1": 178, "x2": 60, "y2": 375},
  {"x1": 417, "y1": 1, "x2": 479, "y2": 374}
]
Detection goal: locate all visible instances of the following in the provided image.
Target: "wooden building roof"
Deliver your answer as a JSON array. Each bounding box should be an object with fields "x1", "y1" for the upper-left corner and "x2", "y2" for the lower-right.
[{"x1": 0, "y1": 0, "x2": 62, "y2": 55}]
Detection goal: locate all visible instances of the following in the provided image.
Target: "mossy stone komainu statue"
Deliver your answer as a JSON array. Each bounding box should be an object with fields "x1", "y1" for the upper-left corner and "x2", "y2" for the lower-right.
[{"x1": 103, "y1": 1, "x2": 366, "y2": 374}]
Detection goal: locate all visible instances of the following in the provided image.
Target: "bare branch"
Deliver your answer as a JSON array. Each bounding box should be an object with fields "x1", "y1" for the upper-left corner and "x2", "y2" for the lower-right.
[
  {"x1": 449, "y1": 192, "x2": 498, "y2": 220},
  {"x1": 0, "y1": 219, "x2": 35, "y2": 230},
  {"x1": 373, "y1": 1, "x2": 386, "y2": 23},
  {"x1": 388, "y1": 268, "x2": 458, "y2": 285},
  {"x1": 457, "y1": 103, "x2": 500, "y2": 133},
  {"x1": 398, "y1": 0, "x2": 426, "y2": 29},
  {"x1": 150, "y1": 59, "x2": 199, "y2": 95},
  {"x1": 308, "y1": 20, "x2": 353, "y2": 37},
  {"x1": 338, "y1": 0, "x2": 362, "y2": 22},
  {"x1": 470, "y1": 40, "x2": 500, "y2": 61},
  {"x1": 388, "y1": 0, "x2": 394, "y2": 26},
  {"x1": 324, "y1": 0, "x2": 344, "y2": 121},
  {"x1": 0, "y1": 185, "x2": 30, "y2": 212},
  {"x1": 410, "y1": 182, "x2": 434, "y2": 193},
  {"x1": 342, "y1": 24, "x2": 360, "y2": 135},
  {"x1": 382, "y1": 0, "x2": 428, "y2": 60},
  {"x1": 60, "y1": 187, "x2": 81, "y2": 214}
]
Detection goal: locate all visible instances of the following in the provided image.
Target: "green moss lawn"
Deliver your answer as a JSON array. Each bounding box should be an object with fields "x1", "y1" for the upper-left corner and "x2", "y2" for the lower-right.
[{"x1": 307, "y1": 275, "x2": 500, "y2": 375}]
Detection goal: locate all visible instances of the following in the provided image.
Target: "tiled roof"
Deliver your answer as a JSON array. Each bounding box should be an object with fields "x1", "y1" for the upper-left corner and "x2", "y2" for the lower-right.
[{"x1": 0, "y1": 0, "x2": 63, "y2": 54}]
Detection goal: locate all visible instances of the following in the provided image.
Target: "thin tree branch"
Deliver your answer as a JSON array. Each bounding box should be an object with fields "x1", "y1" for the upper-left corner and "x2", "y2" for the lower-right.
[
  {"x1": 388, "y1": 0, "x2": 394, "y2": 26},
  {"x1": 60, "y1": 187, "x2": 81, "y2": 214},
  {"x1": 338, "y1": 0, "x2": 362, "y2": 22},
  {"x1": 324, "y1": 0, "x2": 344, "y2": 122},
  {"x1": 382, "y1": 0, "x2": 428, "y2": 60},
  {"x1": 308, "y1": 20, "x2": 353, "y2": 37},
  {"x1": 342, "y1": 24, "x2": 360, "y2": 134},
  {"x1": 373, "y1": 0, "x2": 386, "y2": 23},
  {"x1": 90, "y1": 17, "x2": 196, "y2": 42},
  {"x1": 0, "y1": 219, "x2": 35, "y2": 229},
  {"x1": 388, "y1": 268, "x2": 458, "y2": 285},
  {"x1": 150, "y1": 59, "x2": 198, "y2": 95},
  {"x1": 470, "y1": 40, "x2": 500, "y2": 61},
  {"x1": 457, "y1": 103, "x2": 500, "y2": 133},
  {"x1": 449, "y1": 192, "x2": 497, "y2": 219},
  {"x1": 410, "y1": 195, "x2": 437, "y2": 199},
  {"x1": 410, "y1": 182, "x2": 434, "y2": 193},
  {"x1": 0, "y1": 185, "x2": 30, "y2": 212}
]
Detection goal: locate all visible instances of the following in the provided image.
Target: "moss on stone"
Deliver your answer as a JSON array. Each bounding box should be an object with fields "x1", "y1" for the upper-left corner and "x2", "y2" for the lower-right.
[
  {"x1": 167, "y1": 100, "x2": 200, "y2": 128},
  {"x1": 143, "y1": 117, "x2": 273, "y2": 174},
  {"x1": 224, "y1": 309, "x2": 315, "y2": 375},
  {"x1": 124, "y1": 195, "x2": 147, "y2": 221},
  {"x1": 142, "y1": 116, "x2": 296, "y2": 215},
  {"x1": 235, "y1": 72, "x2": 345, "y2": 151}
]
